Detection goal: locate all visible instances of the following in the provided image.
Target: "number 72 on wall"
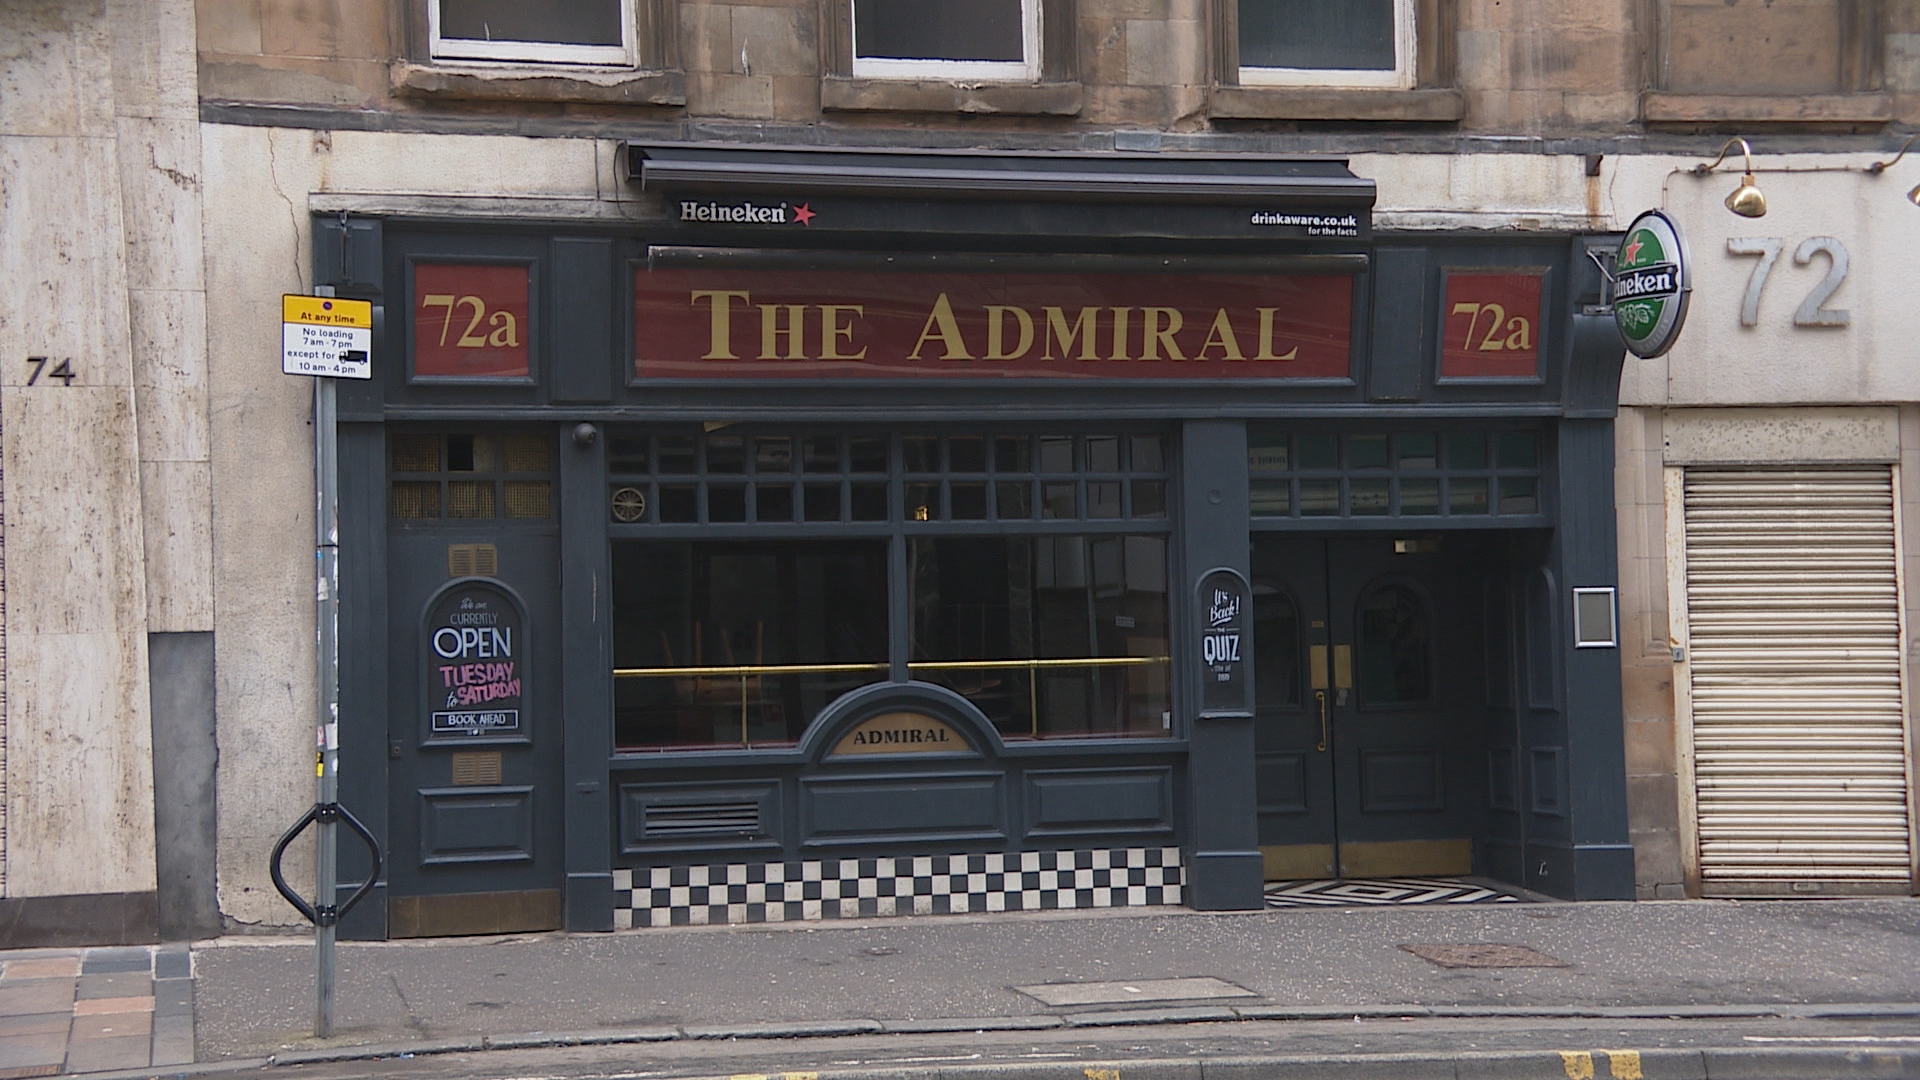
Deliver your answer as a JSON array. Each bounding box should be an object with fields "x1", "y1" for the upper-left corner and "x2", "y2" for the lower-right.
[{"x1": 1726, "y1": 237, "x2": 1850, "y2": 328}]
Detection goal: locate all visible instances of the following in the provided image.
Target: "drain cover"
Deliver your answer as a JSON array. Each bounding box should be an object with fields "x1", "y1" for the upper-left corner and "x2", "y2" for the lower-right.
[{"x1": 1400, "y1": 943, "x2": 1568, "y2": 968}]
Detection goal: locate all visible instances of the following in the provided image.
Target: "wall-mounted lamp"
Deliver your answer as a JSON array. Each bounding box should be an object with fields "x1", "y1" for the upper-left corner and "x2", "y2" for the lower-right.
[
  {"x1": 1691, "y1": 138, "x2": 1767, "y2": 218},
  {"x1": 1867, "y1": 133, "x2": 1920, "y2": 207}
]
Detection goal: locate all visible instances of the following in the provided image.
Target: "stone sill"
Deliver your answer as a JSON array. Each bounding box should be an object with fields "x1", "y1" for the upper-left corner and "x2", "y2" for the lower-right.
[
  {"x1": 1210, "y1": 86, "x2": 1464, "y2": 122},
  {"x1": 392, "y1": 61, "x2": 685, "y2": 106},
  {"x1": 1643, "y1": 92, "x2": 1891, "y2": 125},
  {"x1": 821, "y1": 77, "x2": 1081, "y2": 116}
]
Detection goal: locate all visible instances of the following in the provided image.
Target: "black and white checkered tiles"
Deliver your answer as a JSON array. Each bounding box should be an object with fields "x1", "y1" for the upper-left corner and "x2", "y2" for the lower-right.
[{"x1": 613, "y1": 847, "x2": 1183, "y2": 928}]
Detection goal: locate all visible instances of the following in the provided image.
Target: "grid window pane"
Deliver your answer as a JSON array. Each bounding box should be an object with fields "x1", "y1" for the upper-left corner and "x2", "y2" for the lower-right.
[
  {"x1": 503, "y1": 434, "x2": 550, "y2": 473},
  {"x1": 849, "y1": 437, "x2": 888, "y2": 473},
  {"x1": 903, "y1": 434, "x2": 939, "y2": 472},
  {"x1": 757, "y1": 484, "x2": 795, "y2": 522},
  {"x1": 1396, "y1": 433, "x2": 1438, "y2": 469},
  {"x1": 392, "y1": 481, "x2": 441, "y2": 519},
  {"x1": 1131, "y1": 480, "x2": 1167, "y2": 519},
  {"x1": 949, "y1": 436, "x2": 987, "y2": 473},
  {"x1": 1300, "y1": 479, "x2": 1340, "y2": 516},
  {"x1": 1251, "y1": 478, "x2": 1291, "y2": 516},
  {"x1": 1445, "y1": 433, "x2": 1487, "y2": 470},
  {"x1": 804, "y1": 437, "x2": 842, "y2": 472},
  {"x1": 448, "y1": 434, "x2": 494, "y2": 473},
  {"x1": 658, "y1": 436, "x2": 698, "y2": 473},
  {"x1": 1498, "y1": 477, "x2": 1540, "y2": 514},
  {"x1": 803, "y1": 484, "x2": 843, "y2": 522},
  {"x1": 660, "y1": 484, "x2": 698, "y2": 523},
  {"x1": 755, "y1": 437, "x2": 793, "y2": 473},
  {"x1": 1239, "y1": 0, "x2": 1397, "y2": 71},
  {"x1": 1131, "y1": 435, "x2": 1166, "y2": 473},
  {"x1": 1496, "y1": 432, "x2": 1539, "y2": 469},
  {"x1": 392, "y1": 434, "x2": 440, "y2": 473},
  {"x1": 1039, "y1": 436, "x2": 1074, "y2": 473},
  {"x1": 854, "y1": 0, "x2": 1024, "y2": 62},
  {"x1": 447, "y1": 480, "x2": 495, "y2": 518},
  {"x1": 1348, "y1": 433, "x2": 1390, "y2": 469},
  {"x1": 850, "y1": 483, "x2": 889, "y2": 521},
  {"x1": 503, "y1": 480, "x2": 550, "y2": 519},
  {"x1": 1350, "y1": 478, "x2": 1390, "y2": 516},
  {"x1": 906, "y1": 482, "x2": 939, "y2": 521},
  {"x1": 1088, "y1": 480, "x2": 1123, "y2": 519},
  {"x1": 1086, "y1": 435, "x2": 1122, "y2": 472},
  {"x1": 1042, "y1": 482, "x2": 1077, "y2": 519},
  {"x1": 1450, "y1": 477, "x2": 1489, "y2": 515},
  {"x1": 708, "y1": 485, "x2": 747, "y2": 522},
  {"x1": 1297, "y1": 433, "x2": 1338, "y2": 469},
  {"x1": 996, "y1": 436, "x2": 1032, "y2": 472},
  {"x1": 707, "y1": 436, "x2": 746, "y2": 474},
  {"x1": 951, "y1": 482, "x2": 989, "y2": 520},
  {"x1": 609, "y1": 437, "x2": 649, "y2": 474},
  {"x1": 1399, "y1": 478, "x2": 1441, "y2": 515},
  {"x1": 996, "y1": 481, "x2": 1032, "y2": 520},
  {"x1": 1249, "y1": 435, "x2": 1289, "y2": 473}
]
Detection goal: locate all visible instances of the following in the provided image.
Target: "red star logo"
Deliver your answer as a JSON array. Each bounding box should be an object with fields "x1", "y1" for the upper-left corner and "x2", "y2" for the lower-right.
[
  {"x1": 1620, "y1": 234, "x2": 1645, "y2": 264},
  {"x1": 793, "y1": 202, "x2": 816, "y2": 226}
]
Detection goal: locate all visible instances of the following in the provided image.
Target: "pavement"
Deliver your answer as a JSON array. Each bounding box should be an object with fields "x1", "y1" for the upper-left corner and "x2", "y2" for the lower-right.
[
  {"x1": 5, "y1": 892, "x2": 1920, "y2": 1079},
  {"x1": 0, "y1": 943, "x2": 192, "y2": 1078}
]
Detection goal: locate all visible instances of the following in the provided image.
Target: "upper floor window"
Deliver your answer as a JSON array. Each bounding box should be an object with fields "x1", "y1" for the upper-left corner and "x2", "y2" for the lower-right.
[
  {"x1": 430, "y1": 0, "x2": 636, "y2": 66},
  {"x1": 851, "y1": 0, "x2": 1041, "y2": 80},
  {"x1": 1237, "y1": 0, "x2": 1415, "y2": 88}
]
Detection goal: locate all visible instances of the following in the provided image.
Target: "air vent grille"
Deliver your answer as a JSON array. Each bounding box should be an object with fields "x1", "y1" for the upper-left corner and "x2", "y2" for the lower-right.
[
  {"x1": 643, "y1": 801, "x2": 760, "y2": 837},
  {"x1": 448, "y1": 543, "x2": 499, "y2": 577}
]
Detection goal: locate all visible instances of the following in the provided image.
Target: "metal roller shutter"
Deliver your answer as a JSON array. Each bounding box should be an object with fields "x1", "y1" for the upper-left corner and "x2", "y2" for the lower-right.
[{"x1": 1681, "y1": 467, "x2": 1913, "y2": 890}]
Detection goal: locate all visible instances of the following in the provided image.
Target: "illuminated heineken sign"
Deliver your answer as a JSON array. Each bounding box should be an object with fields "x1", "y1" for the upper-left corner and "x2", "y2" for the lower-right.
[{"x1": 1613, "y1": 210, "x2": 1691, "y2": 359}]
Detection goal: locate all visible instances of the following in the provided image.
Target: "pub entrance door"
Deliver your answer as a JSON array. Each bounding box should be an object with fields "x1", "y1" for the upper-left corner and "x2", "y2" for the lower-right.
[{"x1": 1251, "y1": 535, "x2": 1488, "y2": 880}]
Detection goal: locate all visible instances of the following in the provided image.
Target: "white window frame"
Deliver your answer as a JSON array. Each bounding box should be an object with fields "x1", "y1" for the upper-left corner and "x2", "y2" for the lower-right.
[
  {"x1": 1238, "y1": 0, "x2": 1415, "y2": 89},
  {"x1": 429, "y1": 0, "x2": 638, "y2": 67},
  {"x1": 850, "y1": 0, "x2": 1041, "y2": 81}
]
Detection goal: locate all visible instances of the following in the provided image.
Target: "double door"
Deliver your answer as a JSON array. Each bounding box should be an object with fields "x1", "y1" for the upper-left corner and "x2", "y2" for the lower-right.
[{"x1": 1252, "y1": 536, "x2": 1485, "y2": 880}]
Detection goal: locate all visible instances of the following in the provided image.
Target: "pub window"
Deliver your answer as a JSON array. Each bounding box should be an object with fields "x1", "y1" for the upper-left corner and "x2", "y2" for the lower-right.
[
  {"x1": 1234, "y1": 0, "x2": 1415, "y2": 88},
  {"x1": 389, "y1": 432, "x2": 554, "y2": 521},
  {"x1": 1247, "y1": 429, "x2": 1544, "y2": 521},
  {"x1": 430, "y1": 0, "x2": 636, "y2": 66},
  {"x1": 609, "y1": 428, "x2": 1173, "y2": 751},
  {"x1": 1356, "y1": 581, "x2": 1433, "y2": 706},
  {"x1": 851, "y1": 0, "x2": 1040, "y2": 79}
]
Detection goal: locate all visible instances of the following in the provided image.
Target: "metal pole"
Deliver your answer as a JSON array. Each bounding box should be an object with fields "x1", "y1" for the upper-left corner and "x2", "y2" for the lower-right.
[{"x1": 312, "y1": 292, "x2": 342, "y2": 1038}]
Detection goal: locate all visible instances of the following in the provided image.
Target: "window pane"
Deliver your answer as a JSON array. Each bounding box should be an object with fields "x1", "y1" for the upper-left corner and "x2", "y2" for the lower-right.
[
  {"x1": 854, "y1": 0, "x2": 1024, "y2": 62},
  {"x1": 658, "y1": 436, "x2": 697, "y2": 473},
  {"x1": 1350, "y1": 478, "x2": 1390, "y2": 516},
  {"x1": 996, "y1": 481, "x2": 1032, "y2": 519},
  {"x1": 612, "y1": 540, "x2": 888, "y2": 750},
  {"x1": 756, "y1": 484, "x2": 795, "y2": 522},
  {"x1": 755, "y1": 437, "x2": 793, "y2": 473},
  {"x1": 949, "y1": 436, "x2": 987, "y2": 473},
  {"x1": 996, "y1": 435, "x2": 1032, "y2": 472},
  {"x1": 439, "y1": 0, "x2": 623, "y2": 46},
  {"x1": 1399, "y1": 478, "x2": 1440, "y2": 515},
  {"x1": 803, "y1": 483, "x2": 842, "y2": 522},
  {"x1": 804, "y1": 436, "x2": 841, "y2": 472},
  {"x1": 1249, "y1": 435, "x2": 1289, "y2": 473},
  {"x1": 708, "y1": 485, "x2": 747, "y2": 522},
  {"x1": 1088, "y1": 480, "x2": 1122, "y2": 519},
  {"x1": 850, "y1": 483, "x2": 889, "y2": 521},
  {"x1": 1449, "y1": 477, "x2": 1488, "y2": 515},
  {"x1": 392, "y1": 434, "x2": 440, "y2": 473},
  {"x1": 1131, "y1": 479, "x2": 1167, "y2": 519},
  {"x1": 1396, "y1": 433, "x2": 1438, "y2": 469},
  {"x1": 1297, "y1": 433, "x2": 1338, "y2": 469},
  {"x1": 1300, "y1": 479, "x2": 1340, "y2": 516},
  {"x1": 1239, "y1": 0, "x2": 1396, "y2": 71},
  {"x1": 1131, "y1": 435, "x2": 1165, "y2": 472},
  {"x1": 1445, "y1": 433, "x2": 1486, "y2": 470},
  {"x1": 1251, "y1": 478, "x2": 1291, "y2": 516},
  {"x1": 849, "y1": 437, "x2": 889, "y2": 473},
  {"x1": 909, "y1": 536, "x2": 1170, "y2": 739},
  {"x1": 503, "y1": 434, "x2": 550, "y2": 473},
  {"x1": 951, "y1": 482, "x2": 989, "y2": 520},
  {"x1": 906, "y1": 482, "x2": 939, "y2": 521},
  {"x1": 1039, "y1": 435, "x2": 1074, "y2": 472},
  {"x1": 660, "y1": 484, "x2": 698, "y2": 523},
  {"x1": 1086, "y1": 435, "x2": 1121, "y2": 472},
  {"x1": 1495, "y1": 432, "x2": 1538, "y2": 469},
  {"x1": 706, "y1": 436, "x2": 745, "y2": 474},
  {"x1": 903, "y1": 434, "x2": 939, "y2": 472},
  {"x1": 1042, "y1": 482, "x2": 1076, "y2": 519},
  {"x1": 1254, "y1": 586, "x2": 1301, "y2": 708},
  {"x1": 608, "y1": 436, "x2": 648, "y2": 475},
  {"x1": 392, "y1": 481, "x2": 440, "y2": 519},
  {"x1": 1358, "y1": 584, "x2": 1431, "y2": 704},
  {"x1": 503, "y1": 481, "x2": 550, "y2": 519},
  {"x1": 447, "y1": 480, "x2": 495, "y2": 518},
  {"x1": 1348, "y1": 433, "x2": 1389, "y2": 469},
  {"x1": 1498, "y1": 477, "x2": 1539, "y2": 515}
]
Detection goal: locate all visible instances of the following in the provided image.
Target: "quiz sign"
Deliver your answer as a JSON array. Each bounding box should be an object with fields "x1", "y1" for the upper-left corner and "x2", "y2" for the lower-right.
[
  {"x1": 634, "y1": 270, "x2": 1355, "y2": 379},
  {"x1": 281, "y1": 295, "x2": 372, "y2": 379}
]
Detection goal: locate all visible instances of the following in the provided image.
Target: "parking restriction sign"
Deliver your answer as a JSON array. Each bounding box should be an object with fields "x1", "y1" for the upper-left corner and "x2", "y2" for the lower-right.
[{"x1": 282, "y1": 294, "x2": 373, "y2": 379}]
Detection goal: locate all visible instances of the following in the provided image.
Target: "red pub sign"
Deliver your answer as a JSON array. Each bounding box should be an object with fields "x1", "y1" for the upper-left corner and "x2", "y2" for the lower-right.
[{"x1": 633, "y1": 270, "x2": 1354, "y2": 379}]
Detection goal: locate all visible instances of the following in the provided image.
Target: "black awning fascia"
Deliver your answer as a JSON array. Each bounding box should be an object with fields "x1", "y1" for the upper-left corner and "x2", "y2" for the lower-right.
[
  {"x1": 626, "y1": 143, "x2": 1376, "y2": 208},
  {"x1": 644, "y1": 246, "x2": 1369, "y2": 274}
]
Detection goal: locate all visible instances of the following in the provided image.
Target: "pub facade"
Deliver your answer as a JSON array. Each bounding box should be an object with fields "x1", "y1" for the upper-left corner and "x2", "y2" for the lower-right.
[{"x1": 319, "y1": 142, "x2": 1635, "y2": 937}]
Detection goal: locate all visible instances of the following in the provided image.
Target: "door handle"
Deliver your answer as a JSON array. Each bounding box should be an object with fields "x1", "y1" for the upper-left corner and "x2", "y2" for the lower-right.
[{"x1": 1315, "y1": 689, "x2": 1329, "y2": 752}]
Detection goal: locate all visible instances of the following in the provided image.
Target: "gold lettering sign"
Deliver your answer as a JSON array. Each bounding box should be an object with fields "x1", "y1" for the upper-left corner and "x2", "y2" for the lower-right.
[{"x1": 829, "y1": 712, "x2": 972, "y2": 757}]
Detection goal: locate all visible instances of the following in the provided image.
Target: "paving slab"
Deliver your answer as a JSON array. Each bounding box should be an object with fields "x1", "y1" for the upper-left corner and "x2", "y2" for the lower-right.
[
  {"x1": 61, "y1": 1034, "x2": 151, "y2": 1075},
  {"x1": 74, "y1": 973, "x2": 150, "y2": 1001},
  {"x1": 70, "y1": 1010, "x2": 151, "y2": 1041},
  {"x1": 0, "y1": 982, "x2": 75, "y2": 1017},
  {"x1": 0, "y1": 1013, "x2": 69, "y2": 1038},
  {"x1": 0, "y1": 1033, "x2": 64, "y2": 1070},
  {"x1": 0, "y1": 960, "x2": 79, "y2": 982}
]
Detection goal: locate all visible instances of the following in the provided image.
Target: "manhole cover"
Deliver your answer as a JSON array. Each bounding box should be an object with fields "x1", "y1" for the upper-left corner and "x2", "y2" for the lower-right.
[{"x1": 1400, "y1": 943, "x2": 1568, "y2": 968}]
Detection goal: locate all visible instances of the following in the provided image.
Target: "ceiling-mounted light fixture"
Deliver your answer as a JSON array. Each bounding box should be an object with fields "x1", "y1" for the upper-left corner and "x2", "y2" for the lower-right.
[
  {"x1": 1868, "y1": 132, "x2": 1920, "y2": 207},
  {"x1": 1692, "y1": 138, "x2": 1767, "y2": 218}
]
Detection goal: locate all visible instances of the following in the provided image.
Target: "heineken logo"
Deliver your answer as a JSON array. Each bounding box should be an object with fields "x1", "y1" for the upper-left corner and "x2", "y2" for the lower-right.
[{"x1": 1614, "y1": 210, "x2": 1691, "y2": 359}]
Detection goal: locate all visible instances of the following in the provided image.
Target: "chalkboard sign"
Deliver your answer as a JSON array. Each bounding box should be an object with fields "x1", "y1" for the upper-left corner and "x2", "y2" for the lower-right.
[
  {"x1": 426, "y1": 583, "x2": 525, "y2": 738},
  {"x1": 1197, "y1": 568, "x2": 1251, "y2": 715}
]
